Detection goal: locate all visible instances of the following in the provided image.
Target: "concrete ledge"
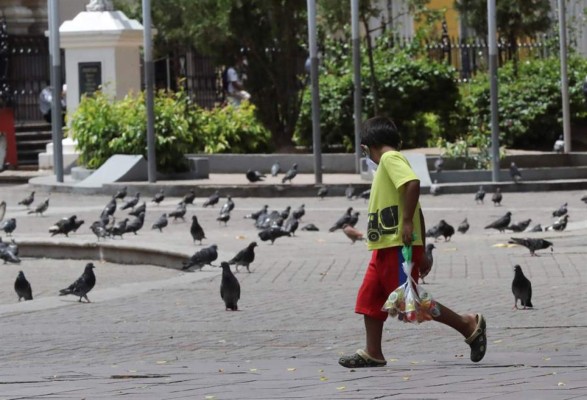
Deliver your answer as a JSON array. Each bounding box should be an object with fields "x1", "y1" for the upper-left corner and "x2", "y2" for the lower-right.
[
  {"x1": 430, "y1": 166, "x2": 587, "y2": 184},
  {"x1": 429, "y1": 179, "x2": 587, "y2": 195},
  {"x1": 426, "y1": 152, "x2": 587, "y2": 170}
]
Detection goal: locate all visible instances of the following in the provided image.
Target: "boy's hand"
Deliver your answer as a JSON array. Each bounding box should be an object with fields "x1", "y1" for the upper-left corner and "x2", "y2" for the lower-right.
[{"x1": 402, "y1": 220, "x2": 414, "y2": 245}]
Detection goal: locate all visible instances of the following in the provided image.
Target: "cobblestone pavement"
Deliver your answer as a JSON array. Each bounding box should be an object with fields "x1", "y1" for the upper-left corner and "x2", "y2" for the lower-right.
[{"x1": 0, "y1": 184, "x2": 586, "y2": 399}]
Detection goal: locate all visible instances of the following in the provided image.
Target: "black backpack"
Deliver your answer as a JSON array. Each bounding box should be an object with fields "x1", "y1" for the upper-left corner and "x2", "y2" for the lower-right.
[{"x1": 221, "y1": 67, "x2": 230, "y2": 95}]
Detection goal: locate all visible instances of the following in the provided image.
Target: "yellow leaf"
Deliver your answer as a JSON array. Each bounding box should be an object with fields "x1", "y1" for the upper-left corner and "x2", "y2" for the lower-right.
[
  {"x1": 320, "y1": 376, "x2": 328, "y2": 382},
  {"x1": 249, "y1": 368, "x2": 257, "y2": 372},
  {"x1": 493, "y1": 339, "x2": 503, "y2": 344},
  {"x1": 558, "y1": 382, "x2": 566, "y2": 387},
  {"x1": 492, "y1": 243, "x2": 509, "y2": 248},
  {"x1": 337, "y1": 386, "x2": 346, "y2": 391},
  {"x1": 318, "y1": 369, "x2": 324, "y2": 373},
  {"x1": 236, "y1": 235, "x2": 246, "y2": 240},
  {"x1": 287, "y1": 368, "x2": 296, "y2": 372},
  {"x1": 205, "y1": 396, "x2": 216, "y2": 400},
  {"x1": 403, "y1": 376, "x2": 410, "y2": 381},
  {"x1": 543, "y1": 357, "x2": 551, "y2": 361},
  {"x1": 388, "y1": 358, "x2": 398, "y2": 362},
  {"x1": 156, "y1": 360, "x2": 167, "y2": 365},
  {"x1": 410, "y1": 361, "x2": 419, "y2": 365}
]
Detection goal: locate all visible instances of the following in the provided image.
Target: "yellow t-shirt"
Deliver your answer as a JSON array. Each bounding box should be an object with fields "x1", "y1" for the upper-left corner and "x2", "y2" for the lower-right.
[{"x1": 366, "y1": 151, "x2": 422, "y2": 250}]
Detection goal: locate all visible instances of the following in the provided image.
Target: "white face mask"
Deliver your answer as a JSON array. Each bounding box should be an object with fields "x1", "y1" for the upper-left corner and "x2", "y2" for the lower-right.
[{"x1": 366, "y1": 156, "x2": 378, "y2": 172}]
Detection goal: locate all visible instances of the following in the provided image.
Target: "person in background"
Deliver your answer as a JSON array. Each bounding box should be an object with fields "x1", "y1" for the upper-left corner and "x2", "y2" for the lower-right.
[{"x1": 223, "y1": 53, "x2": 251, "y2": 106}]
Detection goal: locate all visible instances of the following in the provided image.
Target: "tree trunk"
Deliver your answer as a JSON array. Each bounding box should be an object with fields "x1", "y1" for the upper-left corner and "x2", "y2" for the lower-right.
[{"x1": 362, "y1": 16, "x2": 379, "y2": 116}]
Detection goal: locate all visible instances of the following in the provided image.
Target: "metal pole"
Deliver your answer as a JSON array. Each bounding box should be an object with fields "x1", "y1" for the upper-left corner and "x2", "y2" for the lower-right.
[
  {"x1": 558, "y1": 0, "x2": 571, "y2": 153},
  {"x1": 166, "y1": 56, "x2": 171, "y2": 90},
  {"x1": 142, "y1": 0, "x2": 157, "y2": 182},
  {"x1": 48, "y1": 0, "x2": 63, "y2": 182},
  {"x1": 307, "y1": 0, "x2": 322, "y2": 184},
  {"x1": 351, "y1": 0, "x2": 362, "y2": 174},
  {"x1": 487, "y1": 0, "x2": 500, "y2": 182}
]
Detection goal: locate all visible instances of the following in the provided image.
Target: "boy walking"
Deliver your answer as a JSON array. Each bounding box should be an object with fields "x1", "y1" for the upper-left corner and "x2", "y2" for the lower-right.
[{"x1": 338, "y1": 116, "x2": 487, "y2": 368}]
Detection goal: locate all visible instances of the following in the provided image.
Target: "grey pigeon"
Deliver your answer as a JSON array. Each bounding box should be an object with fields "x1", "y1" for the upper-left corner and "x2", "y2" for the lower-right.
[
  {"x1": 492, "y1": 188, "x2": 502, "y2": 206},
  {"x1": 484, "y1": 211, "x2": 512, "y2": 233},
  {"x1": 72, "y1": 219, "x2": 85, "y2": 233},
  {"x1": 110, "y1": 218, "x2": 129, "y2": 238},
  {"x1": 256, "y1": 210, "x2": 283, "y2": 230},
  {"x1": 0, "y1": 200, "x2": 5, "y2": 221},
  {"x1": 348, "y1": 211, "x2": 360, "y2": 227},
  {"x1": 437, "y1": 220, "x2": 455, "y2": 241},
  {"x1": 475, "y1": 186, "x2": 485, "y2": 204},
  {"x1": 245, "y1": 205, "x2": 268, "y2": 220},
  {"x1": 359, "y1": 189, "x2": 370, "y2": 202},
  {"x1": 271, "y1": 161, "x2": 281, "y2": 177},
  {"x1": 546, "y1": 215, "x2": 568, "y2": 232},
  {"x1": 552, "y1": 202, "x2": 568, "y2": 218},
  {"x1": 317, "y1": 187, "x2": 328, "y2": 199},
  {"x1": 151, "y1": 213, "x2": 168, "y2": 232},
  {"x1": 425, "y1": 224, "x2": 442, "y2": 241},
  {"x1": 203, "y1": 191, "x2": 220, "y2": 207},
  {"x1": 258, "y1": 227, "x2": 291, "y2": 244},
  {"x1": 553, "y1": 134, "x2": 564, "y2": 153},
  {"x1": 125, "y1": 212, "x2": 145, "y2": 235},
  {"x1": 581, "y1": 194, "x2": 587, "y2": 205},
  {"x1": 430, "y1": 179, "x2": 440, "y2": 196},
  {"x1": 246, "y1": 169, "x2": 265, "y2": 182},
  {"x1": 90, "y1": 221, "x2": 109, "y2": 240},
  {"x1": 329, "y1": 207, "x2": 353, "y2": 232},
  {"x1": 0, "y1": 217, "x2": 16, "y2": 236},
  {"x1": 220, "y1": 196, "x2": 235, "y2": 215},
  {"x1": 228, "y1": 241, "x2": 257, "y2": 272},
  {"x1": 342, "y1": 224, "x2": 364, "y2": 243},
  {"x1": 509, "y1": 237, "x2": 553, "y2": 256},
  {"x1": 121, "y1": 193, "x2": 140, "y2": 211},
  {"x1": 183, "y1": 189, "x2": 196, "y2": 205},
  {"x1": 512, "y1": 265, "x2": 533, "y2": 309},
  {"x1": 18, "y1": 191, "x2": 35, "y2": 208},
  {"x1": 458, "y1": 218, "x2": 469, "y2": 234},
  {"x1": 0, "y1": 246, "x2": 20, "y2": 264},
  {"x1": 345, "y1": 185, "x2": 355, "y2": 200},
  {"x1": 220, "y1": 261, "x2": 240, "y2": 311},
  {"x1": 59, "y1": 263, "x2": 96, "y2": 303},
  {"x1": 292, "y1": 204, "x2": 305, "y2": 220},
  {"x1": 280, "y1": 206, "x2": 291, "y2": 220},
  {"x1": 301, "y1": 223, "x2": 319, "y2": 231},
  {"x1": 14, "y1": 271, "x2": 33, "y2": 301},
  {"x1": 103, "y1": 195, "x2": 117, "y2": 215},
  {"x1": 182, "y1": 244, "x2": 218, "y2": 270},
  {"x1": 151, "y1": 189, "x2": 165, "y2": 205},
  {"x1": 506, "y1": 218, "x2": 532, "y2": 233},
  {"x1": 190, "y1": 215, "x2": 206, "y2": 245},
  {"x1": 217, "y1": 212, "x2": 230, "y2": 226},
  {"x1": 129, "y1": 202, "x2": 146, "y2": 217},
  {"x1": 284, "y1": 216, "x2": 299, "y2": 236},
  {"x1": 28, "y1": 198, "x2": 49, "y2": 216},
  {"x1": 420, "y1": 243, "x2": 435, "y2": 284},
  {"x1": 49, "y1": 215, "x2": 78, "y2": 237},
  {"x1": 529, "y1": 224, "x2": 543, "y2": 232},
  {"x1": 434, "y1": 156, "x2": 444, "y2": 173},
  {"x1": 169, "y1": 202, "x2": 187, "y2": 221},
  {"x1": 510, "y1": 162, "x2": 522, "y2": 183},
  {"x1": 282, "y1": 163, "x2": 298, "y2": 184},
  {"x1": 114, "y1": 186, "x2": 127, "y2": 200}
]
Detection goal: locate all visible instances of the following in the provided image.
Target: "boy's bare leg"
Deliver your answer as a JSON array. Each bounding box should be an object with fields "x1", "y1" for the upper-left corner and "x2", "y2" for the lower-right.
[
  {"x1": 364, "y1": 315, "x2": 386, "y2": 360},
  {"x1": 433, "y1": 302, "x2": 478, "y2": 338}
]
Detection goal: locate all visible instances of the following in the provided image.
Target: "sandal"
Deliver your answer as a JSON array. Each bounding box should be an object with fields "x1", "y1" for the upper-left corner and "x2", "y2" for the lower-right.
[
  {"x1": 338, "y1": 349, "x2": 387, "y2": 368},
  {"x1": 465, "y1": 313, "x2": 487, "y2": 363}
]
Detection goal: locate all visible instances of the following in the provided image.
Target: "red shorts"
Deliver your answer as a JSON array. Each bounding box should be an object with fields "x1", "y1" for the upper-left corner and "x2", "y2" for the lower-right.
[{"x1": 355, "y1": 246, "x2": 423, "y2": 321}]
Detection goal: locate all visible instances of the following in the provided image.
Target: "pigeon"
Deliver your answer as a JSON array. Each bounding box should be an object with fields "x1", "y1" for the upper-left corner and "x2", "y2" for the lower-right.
[
  {"x1": 190, "y1": 215, "x2": 206, "y2": 244},
  {"x1": 18, "y1": 191, "x2": 35, "y2": 208},
  {"x1": 342, "y1": 224, "x2": 364, "y2": 243},
  {"x1": 430, "y1": 179, "x2": 440, "y2": 196},
  {"x1": 420, "y1": 243, "x2": 435, "y2": 284},
  {"x1": 292, "y1": 204, "x2": 305, "y2": 220},
  {"x1": 348, "y1": 211, "x2": 360, "y2": 227},
  {"x1": 359, "y1": 189, "x2": 370, "y2": 202},
  {"x1": 121, "y1": 193, "x2": 140, "y2": 211},
  {"x1": 59, "y1": 263, "x2": 96, "y2": 302},
  {"x1": 258, "y1": 227, "x2": 291, "y2": 244},
  {"x1": 492, "y1": 188, "x2": 502, "y2": 206},
  {"x1": 546, "y1": 214, "x2": 568, "y2": 232},
  {"x1": 506, "y1": 218, "x2": 532, "y2": 233},
  {"x1": 437, "y1": 220, "x2": 455, "y2": 241},
  {"x1": 182, "y1": 244, "x2": 218, "y2": 270},
  {"x1": 114, "y1": 186, "x2": 127, "y2": 200},
  {"x1": 28, "y1": 198, "x2": 49, "y2": 216},
  {"x1": 457, "y1": 218, "x2": 469, "y2": 234},
  {"x1": 169, "y1": 202, "x2": 187, "y2": 221},
  {"x1": 475, "y1": 186, "x2": 485, "y2": 204},
  {"x1": 0, "y1": 217, "x2": 16, "y2": 236},
  {"x1": 151, "y1": 213, "x2": 168, "y2": 232},
  {"x1": 509, "y1": 237, "x2": 553, "y2": 256},
  {"x1": 329, "y1": 207, "x2": 353, "y2": 232},
  {"x1": 282, "y1": 163, "x2": 298, "y2": 184},
  {"x1": 256, "y1": 210, "x2": 283, "y2": 230},
  {"x1": 14, "y1": 271, "x2": 33, "y2": 301},
  {"x1": 280, "y1": 206, "x2": 291, "y2": 220},
  {"x1": 217, "y1": 212, "x2": 231, "y2": 226},
  {"x1": 90, "y1": 221, "x2": 110, "y2": 240},
  {"x1": 48, "y1": 215, "x2": 78, "y2": 237},
  {"x1": 317, "y1": 187, "x2": 328, "y2": 199},
  {"x1": 510, "y1": 162, "x2": 522, "y2": 183},
  {"x1": 246, "y1": 169, "x2": 265, "y2": 183},
  {"x1": 245, "y1": 205, "x2": 268, "y2": 220},
  {"x1": 203, "y1": 191, "x2": 220, "y2": 207},
  {"x1": 553, "y1": 134, "x2": 564, "y2": 153},
  {"x1": 271, "y1": 161, "x2": 281, "y2": 177},
  {"x1": 484, "y1": 211, "x2": 512, "y2": 233},
  {"x1": 0, "y1": 246, "x2": 20, "y2": 264},
  {"x1": 151, "y1": 189, "x2": 165, "y2": 205},
  {"x1": 301, "y1": 223, "x2": 319, "y2": 231},
  {"x1": 228, "y1": 241, "x2": 257, "y2": 272},
  {"x1": 512, "y1": 265, "x2": 533, "y2": 309},
  {"x1": 220, "y1": 261, "x2": 240, "y2": 311},
  {"x1": 128, "y1": 202, "x2": 146, "y2": 217},
  {"x1": 345, "y1": 185, "x2": 355, "y2": 200},
  {"x1": 219, "y1": 196, "x2": 234, "y2": 215},
  {"x1": 529, "y1": 224, "x2": 543, "y2": 232},
  {"x1": 103, "y1": 195, "x2": 118, "y2": 216},
  {"x1": 0, "y1": 200, "x2": 5, "y2": 221},
  {"x1": 425, "y1": 224, "x2": 442, "y2": 241},
  {"x1": 581, "y1": 194, "x2": 587, "y2": 205},
  {"x1": 183, "y1": 189, "x2": 196, "y2": 205},
  {"x1": 552, "y1": 202, "x2": 568, "y2": 218},
  {"x1": 125, "y1": 212, "x2": 145, "y2": 235},
  {"x1": 110, "y1": 218, "x2": 129, "y2": 238},
  {"x1": 284, "y1": 216, "x2": 299, "y2": 236},
  {"x1": 72, "y1": 219, "x2": 85, "y2": 233}
]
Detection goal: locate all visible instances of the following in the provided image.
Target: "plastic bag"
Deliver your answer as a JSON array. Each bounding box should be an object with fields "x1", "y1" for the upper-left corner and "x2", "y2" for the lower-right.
[{"x1": 382, "y1": 245, "x2": 440, "y2": 323}]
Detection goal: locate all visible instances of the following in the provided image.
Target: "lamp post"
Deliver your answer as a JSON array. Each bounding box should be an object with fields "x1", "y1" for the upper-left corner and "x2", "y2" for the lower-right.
[
  {"x1": 48, "y1": 0, "x2": 64, "y2": 182},
  {"x1": 487, "y1": 0, "x2": 500, "y2": 182},
  {"x1": 307, "y1": 0, "x2": 322, "y2": 184},
  {"x1": 142, "y1": 0, "x2": 157, "y2": 182},
  {"x1": 558, "y1": 0, "x2": 571, "y2": 153},
  {"x1": 351, "y1": 0, "x2": 361, "y2": 174}
]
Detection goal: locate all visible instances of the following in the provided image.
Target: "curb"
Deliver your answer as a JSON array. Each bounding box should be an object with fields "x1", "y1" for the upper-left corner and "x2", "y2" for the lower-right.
[{"x1": 430, "y1": 179, "x2": 587, "y2": 195}]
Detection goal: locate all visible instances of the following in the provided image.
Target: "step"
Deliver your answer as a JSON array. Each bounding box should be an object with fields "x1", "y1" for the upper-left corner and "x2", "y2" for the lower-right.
[
  {"x1": 17, "y1": 139, "x2": 52, "y2": 150},
  {"x1": 15, "y1": 123, "x2": 52, "y2": 133},
  {"x1": 15, "y1": 131, "x2": 53, "y2": 141}
]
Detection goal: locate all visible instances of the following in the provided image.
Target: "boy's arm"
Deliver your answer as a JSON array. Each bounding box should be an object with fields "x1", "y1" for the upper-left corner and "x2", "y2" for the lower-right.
[{"x1": 401, "y1": 179, "x2": 420, "y2": 245}]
